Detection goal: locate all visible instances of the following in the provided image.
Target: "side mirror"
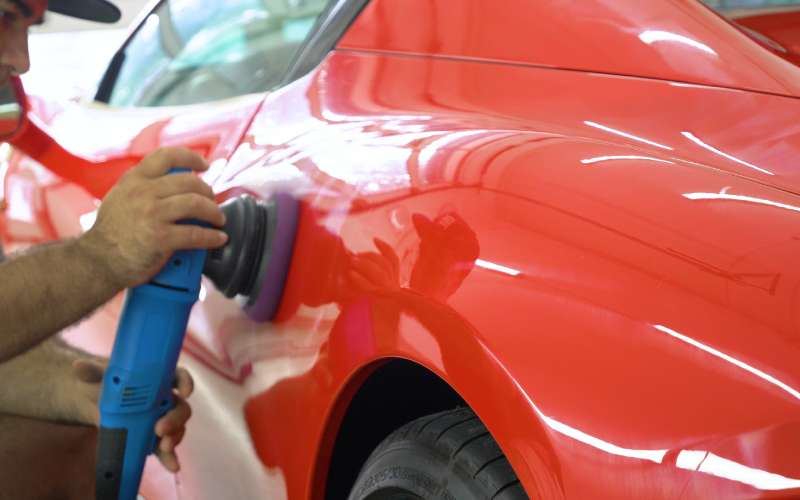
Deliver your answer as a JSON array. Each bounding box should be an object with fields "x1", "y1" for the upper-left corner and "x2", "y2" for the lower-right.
[{"x1": 0, "y1": 77, "x2": 26, "y2": 139}]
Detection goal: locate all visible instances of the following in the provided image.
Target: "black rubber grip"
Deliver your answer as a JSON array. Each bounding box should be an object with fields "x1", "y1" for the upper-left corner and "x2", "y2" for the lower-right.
[{"x1": 95, "y1": 427, "x2": 127, "y2": 500}]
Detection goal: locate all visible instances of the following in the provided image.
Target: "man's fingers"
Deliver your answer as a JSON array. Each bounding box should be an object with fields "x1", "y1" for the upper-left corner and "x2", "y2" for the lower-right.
[
  {"x1": 159, "y1": 435, "x2": 174, "y2": 454},
  {"x1": 165, "y1": 224, "x2": 228, "y2": 251},
  {"x1": 155, "y1": 445, "x2": 180, "y2": 473},
  {"x1": 159, "y1": 428, "x2": 186, "y2": 453},
  {"x1": 158, "y1": 194, "x2": 226, "y2": 227},
  {"x1": 136, "y1": 148, "x2": 208, "y2": 178},
  {"x1": 173, "y1": 368, "x2": 194, "y2": 399},
  {"x1": 155, "y1": 398, "x2": 192, "y2": 437},
  {"x1": 171, "y1": 428, "x2": 186, "y2": 447},
  {"x1": 153, "y1": 173, "x2": 215, "y2": 201},
  {"x1": 153, "y1": 381, "x2": 192, "y2": 474}
]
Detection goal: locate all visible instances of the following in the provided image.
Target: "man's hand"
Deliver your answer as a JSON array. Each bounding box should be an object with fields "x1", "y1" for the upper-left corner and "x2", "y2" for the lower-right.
[
  {"x1": 0, "y1": 147, "x2": 229, "y2": 362},
  {"x1": 0, "y1": 339, "x2": 194, "y2": 473},
  {"x1": 71, "y1": 358, "x2": 194, "y2": 472},
  {"x1": 83, "y1": 147, "x2": 228, "y2": 289}
]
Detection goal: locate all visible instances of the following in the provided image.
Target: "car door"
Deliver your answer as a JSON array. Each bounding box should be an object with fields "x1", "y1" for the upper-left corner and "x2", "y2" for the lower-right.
[
  {"x1": 2, "y1": 0, "x2": 339, "y2": 249},
  {"x1": 1, "y1": 1, "x2": 346, "y2": 498}
]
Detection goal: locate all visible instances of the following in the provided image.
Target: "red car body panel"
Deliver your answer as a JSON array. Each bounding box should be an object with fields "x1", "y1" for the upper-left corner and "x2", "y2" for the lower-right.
[
  {"x1": 3, "y1": 1, "x2": 800, "y2": 499},
  {"x1": 339, "y1": 0, "x2": 800, "y2": 98}
]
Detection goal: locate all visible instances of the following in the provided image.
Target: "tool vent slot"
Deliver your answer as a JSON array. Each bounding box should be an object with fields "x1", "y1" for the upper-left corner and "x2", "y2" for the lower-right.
[{"x1": 121, "y1": 385, "x2": 152, "y2": 408}]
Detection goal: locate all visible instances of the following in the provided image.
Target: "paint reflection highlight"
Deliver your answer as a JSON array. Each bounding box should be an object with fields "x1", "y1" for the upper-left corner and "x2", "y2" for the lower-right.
[
  {"x1": 682, "y1": 131, "x2": 774, "y2": 175},
  {"x1": 684, "y1": 192, "x2": 800, "y2": 214},
  {"x1": 485, "y1": 335, "x2": 800, "y2": 490},
  {"x1": 654, "y1": 324, "x2": 800, "y2": 401},
  {"x1": 677, "y1": 450, "x2": 800, "y2": 491},
  {"x1": 581, "y1": 155, "x2": 674, "y2": 165},
  {"x1": 475, "y1": 259, "x2": 521, "y2": 277},
  {"x1": 639, "y1": 30, "x2": 717, "y2": 56},
  {"x1": 542, "y1": 414, "x2": 668, "y2": 463},
  {"x1": 584, "y1": 121, "x2": 673, "y2": 150},
  {"x1": 79, "y1": 210, "x2": 97, "y2": 232}
]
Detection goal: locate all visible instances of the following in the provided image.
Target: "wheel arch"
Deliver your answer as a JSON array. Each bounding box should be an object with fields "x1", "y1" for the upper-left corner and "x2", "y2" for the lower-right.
[
  {"x1": 319, "y1": 358, "x2": 465, "y2": 500},
  {"x1": 313, "y1": 356, "x2": 563, "y2": 500}
]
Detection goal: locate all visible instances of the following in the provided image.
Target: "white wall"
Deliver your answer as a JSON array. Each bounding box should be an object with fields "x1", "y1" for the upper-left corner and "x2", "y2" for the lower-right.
[{"x1": 24, "y1": 0, "x2": 153, "y2": 101}]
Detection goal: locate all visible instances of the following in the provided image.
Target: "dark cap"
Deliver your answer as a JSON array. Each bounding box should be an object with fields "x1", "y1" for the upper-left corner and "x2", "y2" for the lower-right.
[{"x1": 47, "y1": 0, "x2": 122, "y2": 23}]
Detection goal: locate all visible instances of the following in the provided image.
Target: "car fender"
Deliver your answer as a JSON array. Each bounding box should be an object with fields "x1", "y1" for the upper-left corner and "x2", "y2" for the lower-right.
[{"x1": 205, "y1": 46, "x2": 800, "y2": 498}]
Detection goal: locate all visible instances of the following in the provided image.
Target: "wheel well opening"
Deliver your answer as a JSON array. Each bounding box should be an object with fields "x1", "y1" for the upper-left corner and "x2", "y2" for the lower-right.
[{"x1": 323, "y1": 359, "x2": 466, "y2": 500}]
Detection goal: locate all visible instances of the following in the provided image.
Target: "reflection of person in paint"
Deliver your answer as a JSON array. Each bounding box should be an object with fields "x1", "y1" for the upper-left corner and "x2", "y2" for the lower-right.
[
  {"x1": 244, "y1": 210, "x2": 483, "y2": 467},
  {"x1": 344, "y1": 213, "x2": 481, "y2": 348},
  {"x1": 355, "y1": 213, "x2": 481, "y2": 300},
  {"x1": 0, "y1": 1, "x2": 228, "y2": 497}
]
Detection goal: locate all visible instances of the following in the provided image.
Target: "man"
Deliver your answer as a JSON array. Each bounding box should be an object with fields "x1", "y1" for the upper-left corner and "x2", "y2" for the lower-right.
[{"x1": 0, "y1": 0, "x2": 228, "y2": 497}]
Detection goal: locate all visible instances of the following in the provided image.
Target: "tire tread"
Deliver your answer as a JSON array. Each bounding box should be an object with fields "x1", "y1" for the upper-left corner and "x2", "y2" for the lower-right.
[
  {"x1": 492, "y1": 481, "x2": 526, "y2": 500},
  {"x1": 355, "y1": 408, "x2": 528, "y2": 499}
]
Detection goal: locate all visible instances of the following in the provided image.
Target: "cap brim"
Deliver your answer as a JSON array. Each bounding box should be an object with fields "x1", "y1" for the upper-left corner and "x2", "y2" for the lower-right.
[{"x1": 47, "y1": 0, "x2": 121, "y2": 23}]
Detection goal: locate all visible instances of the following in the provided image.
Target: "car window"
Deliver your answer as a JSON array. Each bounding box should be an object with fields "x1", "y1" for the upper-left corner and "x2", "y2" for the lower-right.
[
  {"x1": 107, "y1": 0, "x2": 333, "y2": 108},
  {"x1": 700, "y1": 0, "x2": 800, "y2": 68},
  {"x1": 702, "y1": 0, "x2": 800, "y2": 12}
]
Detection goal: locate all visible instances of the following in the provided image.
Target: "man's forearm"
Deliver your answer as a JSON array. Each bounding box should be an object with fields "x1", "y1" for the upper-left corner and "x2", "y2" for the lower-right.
[
  {"x1": 0, "y1": 336, "x2": 88, "y2": 423},
  {"x1": 0, "y1": 236, "x2": 122, "y2": 362}
]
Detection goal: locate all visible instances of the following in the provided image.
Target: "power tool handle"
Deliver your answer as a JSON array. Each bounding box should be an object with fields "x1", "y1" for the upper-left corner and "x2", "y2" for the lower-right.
[{"x1": 95, "y1": 283, "x2": 199, "y2": 500}]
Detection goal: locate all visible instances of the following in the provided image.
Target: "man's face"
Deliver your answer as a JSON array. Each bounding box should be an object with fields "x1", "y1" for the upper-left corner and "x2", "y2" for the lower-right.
[{"x1": 0, "y1": 0, "x2": 46, "y2": 85}]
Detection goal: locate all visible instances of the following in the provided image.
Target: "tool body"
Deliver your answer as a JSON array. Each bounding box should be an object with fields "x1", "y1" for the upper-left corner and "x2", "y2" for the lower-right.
[
  {"x1": 95, "y1": 244, "x2": 206, "y2": 500},
  {"x1": 94, "y1": 176, "x2": 300, "y2": 500}
]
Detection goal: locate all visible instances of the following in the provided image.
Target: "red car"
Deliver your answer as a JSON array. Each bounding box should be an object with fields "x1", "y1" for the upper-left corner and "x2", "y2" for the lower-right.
[{"x1": 3, "y1": 0, "x2": 800, "y2": 498}]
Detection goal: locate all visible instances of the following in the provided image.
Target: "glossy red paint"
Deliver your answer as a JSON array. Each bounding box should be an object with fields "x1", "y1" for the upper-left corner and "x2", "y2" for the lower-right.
[
  {"x1": 210, "y1": 49, "x2": 800, "y2": 499},
  {"x1": 339, "y1": 0, "x2": 800, "y2": 98},
  {"x1": 4, "y1": 1, "x2": 800, "y2": 499}
]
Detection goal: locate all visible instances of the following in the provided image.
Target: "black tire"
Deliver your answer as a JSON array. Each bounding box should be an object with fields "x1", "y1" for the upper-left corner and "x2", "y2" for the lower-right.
[{"x1": 348, "y1": 408, "x2": 529, "y2": 500}]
